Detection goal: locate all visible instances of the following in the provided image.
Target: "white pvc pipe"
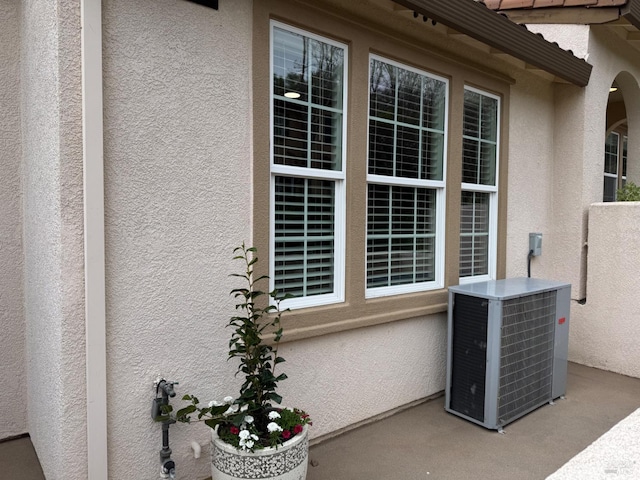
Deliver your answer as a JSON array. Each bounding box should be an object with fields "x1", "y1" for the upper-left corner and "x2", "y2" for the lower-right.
[
  {"x1": 81, "y1": 0, "x2": 108, "y2": 478},
  {"x1": 191, "y1": 441, "x2": 202, "y2": 459}
]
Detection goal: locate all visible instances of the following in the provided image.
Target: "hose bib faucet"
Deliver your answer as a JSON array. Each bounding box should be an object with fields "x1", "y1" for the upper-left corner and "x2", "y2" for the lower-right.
[{"x1": 152, "y1": 378, "x2": 178, "y2": 479}]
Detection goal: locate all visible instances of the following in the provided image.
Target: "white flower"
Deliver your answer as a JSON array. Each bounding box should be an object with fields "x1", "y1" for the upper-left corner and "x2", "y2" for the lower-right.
[
  {"x1": 244, "y1": 415, "x2": 254, "y2": 424},
  {"x1": 223, "y1": 396, "x2": 234, "y2": 404},
  {"x1": 245, "y1": 440, "x2": 254, "y2": 449},
  {"x1": 251, "y1": 434, "x2": 258, "y2": 441},
  {"x1": 268, "y1": 411, "x2": 281, "y2": 420},
  {"x1": 208, "y1": 400, "x2": 224, "y2": 407},
  {"x1": 238, "y1": 429, "x2": 251, "y2": 440},
  {"x1": 267, "y1": 422, "x2": 283, "y2": 433},
  {"x1": 240, "y1": 404, "x2": 248, "y2": 412},
  {"x1": 224, "y1": 404, "x2": 239, "y2": 415}
]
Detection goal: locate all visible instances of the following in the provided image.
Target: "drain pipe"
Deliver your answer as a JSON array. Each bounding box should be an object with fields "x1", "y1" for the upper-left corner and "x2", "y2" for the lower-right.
[{"x1": 81, "y1": 0, "x2": 108, "y2": 479}]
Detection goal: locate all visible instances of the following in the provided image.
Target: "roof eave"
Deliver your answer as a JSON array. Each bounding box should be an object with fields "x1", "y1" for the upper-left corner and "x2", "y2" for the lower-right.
[
  {"x1": 622, "y1": 0, "x2": 640, "y2": 29},
  {"x1": 392, "y1": 0, "x2": 593, "y2": 86}
]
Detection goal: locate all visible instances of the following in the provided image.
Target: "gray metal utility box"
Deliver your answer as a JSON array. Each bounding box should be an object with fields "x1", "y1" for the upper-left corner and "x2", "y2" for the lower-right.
[{"x1": 446, "y1": 278, "x2": 571, "y2": 430}]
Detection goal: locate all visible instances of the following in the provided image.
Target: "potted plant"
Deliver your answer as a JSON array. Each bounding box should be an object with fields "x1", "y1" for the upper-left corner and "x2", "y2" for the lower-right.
[{"x1": 173, "y1": 244, "x2": 312, "y2": 480}]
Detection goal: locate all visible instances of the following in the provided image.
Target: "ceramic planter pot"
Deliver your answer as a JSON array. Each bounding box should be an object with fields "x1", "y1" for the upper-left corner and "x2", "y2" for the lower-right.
[{"x1": 210, "y1": 425, "x2": 309, "y2": 480}]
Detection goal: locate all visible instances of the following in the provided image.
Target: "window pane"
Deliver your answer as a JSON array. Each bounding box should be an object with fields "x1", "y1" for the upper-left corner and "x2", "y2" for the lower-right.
[
  {"x1": 463, "y1": 91, "x2": 480, "y2": 138},
  {"x1": 481, "y1": 97, "x2": 498, "y2": 142},
  {"x1": 273, "y1": 26, "x2": 344, "y2": 171},
  {"x1": 310, "y1": 108, "x2": 342, "y2": 170},
  {"x1": 273, "y1": 28, "x2": 309, "y2": 101},
  {"x1": 480, "y1": 143, "x2": 497, "y2": 185},
  {"x1": 271, "y1": 25, "x2": 345, "y2": 307},
  {"x1": 396, "y1": 125, "x2": 420, "y2": 179},
  {"x1": 367, "y1": 184, "x2": 436, "y2": 288},
  {"x1": 397, "y1": 70, "x2": 421, "y2": 126},
  {"x1": 459, "y1": 191, "x2": 490, "y2": 278},
  {"x1": 603, "y1": 175, "x2": 617, "y2": 202},
  {"x1": 310, "y1": 40, "x2": 344, "y2": 109},
  {"x1": 423, "y1": 78, "x2": 446, "y2": 131},
  {"x1": 369, "y1": 58, "x2": 446, "y2": 181},
  {"x1": 274, "y1": 99, "x2": 308, "y2": 167},
  {"x1": 369, "y1": 120, "x2": 394, "y2": 176},
  {"x1": 604, "y1": 132, "x2": 619, "y2": 175},
  {"x1": 370, "y1": 59, "x2": 395, "y2": 121},
  {"x1": 462, "y1": 137, "x2": 479, "y2": 184},
  {"x1": 463, "y1": 89, "x2": 498, "y2": 186},
  {"x1": 274, "y1": 176, "x2": 336, "y2": 297},
  {"x1": 623, "y1": 135, "x2": 628, "y2": 178}
]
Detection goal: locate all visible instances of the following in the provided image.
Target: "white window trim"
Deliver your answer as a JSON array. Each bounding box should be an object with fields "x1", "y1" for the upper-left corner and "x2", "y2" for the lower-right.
[
  {"x1": 459, "y1": 86, "x2": 500, "y2": 284},
  {"x1": 365, "y1": 54, "x2": 449, "y2": 299},
  {"x1": 268, "y1": 20, "x2": 348, "y2": 310}
]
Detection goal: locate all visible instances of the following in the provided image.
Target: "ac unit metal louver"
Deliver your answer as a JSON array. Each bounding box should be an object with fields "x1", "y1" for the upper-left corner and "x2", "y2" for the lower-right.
[{"x1": 445, "y1": 278, "x2": 571, "y2": 431}]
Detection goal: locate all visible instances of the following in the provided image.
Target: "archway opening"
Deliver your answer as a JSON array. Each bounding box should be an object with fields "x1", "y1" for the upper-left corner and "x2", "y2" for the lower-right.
[{"x1": 603, "y1": 80, "x2": 627, "y2": 201}]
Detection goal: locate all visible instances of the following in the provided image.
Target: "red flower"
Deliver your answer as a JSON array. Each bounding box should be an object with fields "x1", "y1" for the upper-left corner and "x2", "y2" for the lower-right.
[
  {"x1": 282, "y1": 430, "x2": 291, "y2": 439},
  {"x1": 293, "y1": 424, "x2": 303, "y2": 435},
  {"x1": 230, "y1": 426, "x2": 240, "y2": 435}
]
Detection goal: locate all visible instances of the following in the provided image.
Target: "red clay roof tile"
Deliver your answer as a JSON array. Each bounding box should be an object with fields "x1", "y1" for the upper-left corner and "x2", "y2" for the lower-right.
[
  {"x1": 484, "y1": 0, "x2": 627, "y2": 9},
  {"x1": 533, "y1": 0, "x2": 565, "y2": 7}
]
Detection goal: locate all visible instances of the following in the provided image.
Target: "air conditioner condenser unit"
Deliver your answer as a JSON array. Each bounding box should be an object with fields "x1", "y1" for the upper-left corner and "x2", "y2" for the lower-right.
[{"x1": 445, "y1": 278, "x2": 571, "y2": 431}]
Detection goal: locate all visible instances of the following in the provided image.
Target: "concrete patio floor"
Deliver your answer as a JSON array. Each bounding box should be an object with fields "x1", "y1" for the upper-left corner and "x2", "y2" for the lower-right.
[
  {"x1": 306, "y1": 362, "x2": 640, "y2": 480},
  {"x1": 2, "y1": 362, "x2": 640, "y2": 480}
]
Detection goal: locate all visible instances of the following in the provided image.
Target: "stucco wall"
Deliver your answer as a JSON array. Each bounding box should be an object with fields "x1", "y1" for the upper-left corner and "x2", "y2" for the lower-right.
[
  {"x1": 0, "y1": 0, "x2": 26, "y2": 441},
  {"x1": 505, "y1": 73, "x2": 556, "y2": 279},
  {"x1": 533, "y1": 26, "x2": 640, "y2": 372},
  {"x1": 570, "y1": 203, "x2": 640, "y2": 378},
  {"x1": 21, "y1": 0, "x2": 86, "y2": 478},
  {"x1": 102, "y1": 1, "x2": 255, "y2": 478},
  {"x1": 101, "y1": 1, "x2": 450, "y2": 479}
]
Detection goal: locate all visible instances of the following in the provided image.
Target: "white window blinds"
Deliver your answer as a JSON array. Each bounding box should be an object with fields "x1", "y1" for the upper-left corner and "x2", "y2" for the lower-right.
[
  {"x1": 460, "y1": 87, "x2": 499, "y2": 282},
  {"x1": 270, "y1": 23, "x2": 346, "y2": 308},
  {"x1": 366, "y1": 56, "x2": 447, "y2": 297}
]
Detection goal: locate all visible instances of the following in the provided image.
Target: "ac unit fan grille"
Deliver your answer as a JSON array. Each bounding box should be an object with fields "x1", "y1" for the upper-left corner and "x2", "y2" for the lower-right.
[
  {"x1": 498, "y1": 291, "x2": 556, "y2": 424},
  {"x1": 450, "y1": 294, "x2": 488, "y2": 422}
]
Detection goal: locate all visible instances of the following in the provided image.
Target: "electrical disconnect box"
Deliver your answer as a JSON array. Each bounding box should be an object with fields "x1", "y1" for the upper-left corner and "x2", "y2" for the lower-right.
[{"x1": 529, "y1": 233, "x2": 543, "y2": 256}]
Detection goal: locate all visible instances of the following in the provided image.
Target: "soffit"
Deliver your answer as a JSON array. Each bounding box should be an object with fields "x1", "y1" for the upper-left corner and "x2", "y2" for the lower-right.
[
  {"x1": 388, "y1": 0, "x2": 592, "y2": 85},
  {"x1": 482, "y1": 0, "x2": 640, "y2": 52}
]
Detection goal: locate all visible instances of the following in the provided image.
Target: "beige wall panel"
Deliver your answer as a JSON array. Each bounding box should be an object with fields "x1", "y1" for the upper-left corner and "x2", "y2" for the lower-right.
[
  {"x1": 0, "y1": 0, "x2": 26, "y2": 441},
  {"x1": 21, "y1": 0, "x2": 86, "y2": 478},
  {"x1": 102, "y1": 1, "x2": 254, "y2": 478},
  {"x1": 505, "y1": 73, "x2": 556, "y2": 279},
  {"x1": 571, "y1": 203, "x2": 640, "y2": 378}
]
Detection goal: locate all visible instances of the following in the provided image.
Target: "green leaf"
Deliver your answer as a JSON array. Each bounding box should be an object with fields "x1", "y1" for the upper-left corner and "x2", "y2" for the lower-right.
[
  {"x1": 204, "y1": 418, "x2": 224, "y2": 429},
  {"x1": 175, "y1": 405, "x2": 197, "y2": 421}
]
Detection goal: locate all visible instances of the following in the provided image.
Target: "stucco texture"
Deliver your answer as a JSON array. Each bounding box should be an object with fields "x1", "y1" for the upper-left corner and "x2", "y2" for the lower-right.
[
  {"x1": 102, "y1": 1, "x2": 254, "y2": 478},
  {"x1": 21, "y1": 0, "x2": 87, "y2": 478},
  {"x1": 569, "y1": 203, "x2": 640, "y2": 378},
  {"x1": 0, "y1": 0, "x2": 26, "y2": 441},
  {"x1": 531, "y1": 26, "x2": 640, "y2": 375},
  {"x1": 101, "y1": 2, "x2": 450, "y2": 479}
]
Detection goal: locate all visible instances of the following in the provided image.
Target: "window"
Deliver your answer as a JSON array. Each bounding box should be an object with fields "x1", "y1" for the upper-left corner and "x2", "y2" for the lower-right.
[
  {"x1": 603, "y1": 131, "x2": 627, "y2": 202},
  {"x1": 366, "y1": 56, "x2": 448, "y2": 298},
  {"x1": 459, "y1": 87, "x2": 499, "y2": 282},
  {"x1": 270, "y1": 22, "x2": 347, "y2": 309},
  {"x1": 255, "y1": 3, "x2": 509, "y2": 338}
]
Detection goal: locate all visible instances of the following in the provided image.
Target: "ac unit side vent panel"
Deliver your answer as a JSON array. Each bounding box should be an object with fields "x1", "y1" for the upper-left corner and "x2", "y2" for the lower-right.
[
  {"x1": 498, "y1": 292, "x2": 556, "y2": 424},
  {"x1": 450, "y1": 294, "x2": 488, "y2": 423},
  {"x1": 446, "y1": 278, "x2": 570, "y2": 431}
]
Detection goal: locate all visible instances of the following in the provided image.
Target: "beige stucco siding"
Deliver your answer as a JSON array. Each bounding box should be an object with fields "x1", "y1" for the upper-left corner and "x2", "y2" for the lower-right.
[
  {"x1": 573, "y1": 203, "x2": 640, "y2": 378},
  {"x1": 0, "y1": 0, "x2": 26, "y2": 441},
  {"x1": 523, "y1": 25, "x2": 640, "y2": 375},
  {"x1": 102, "y1": 1, "x2": 254, "y2": 478},
  {"x1": 20, "y1": 0, "x2": 87, "y2": 478},
  {"x1": 505, "y1": 73, "x2": 556, "y2": 279}
]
